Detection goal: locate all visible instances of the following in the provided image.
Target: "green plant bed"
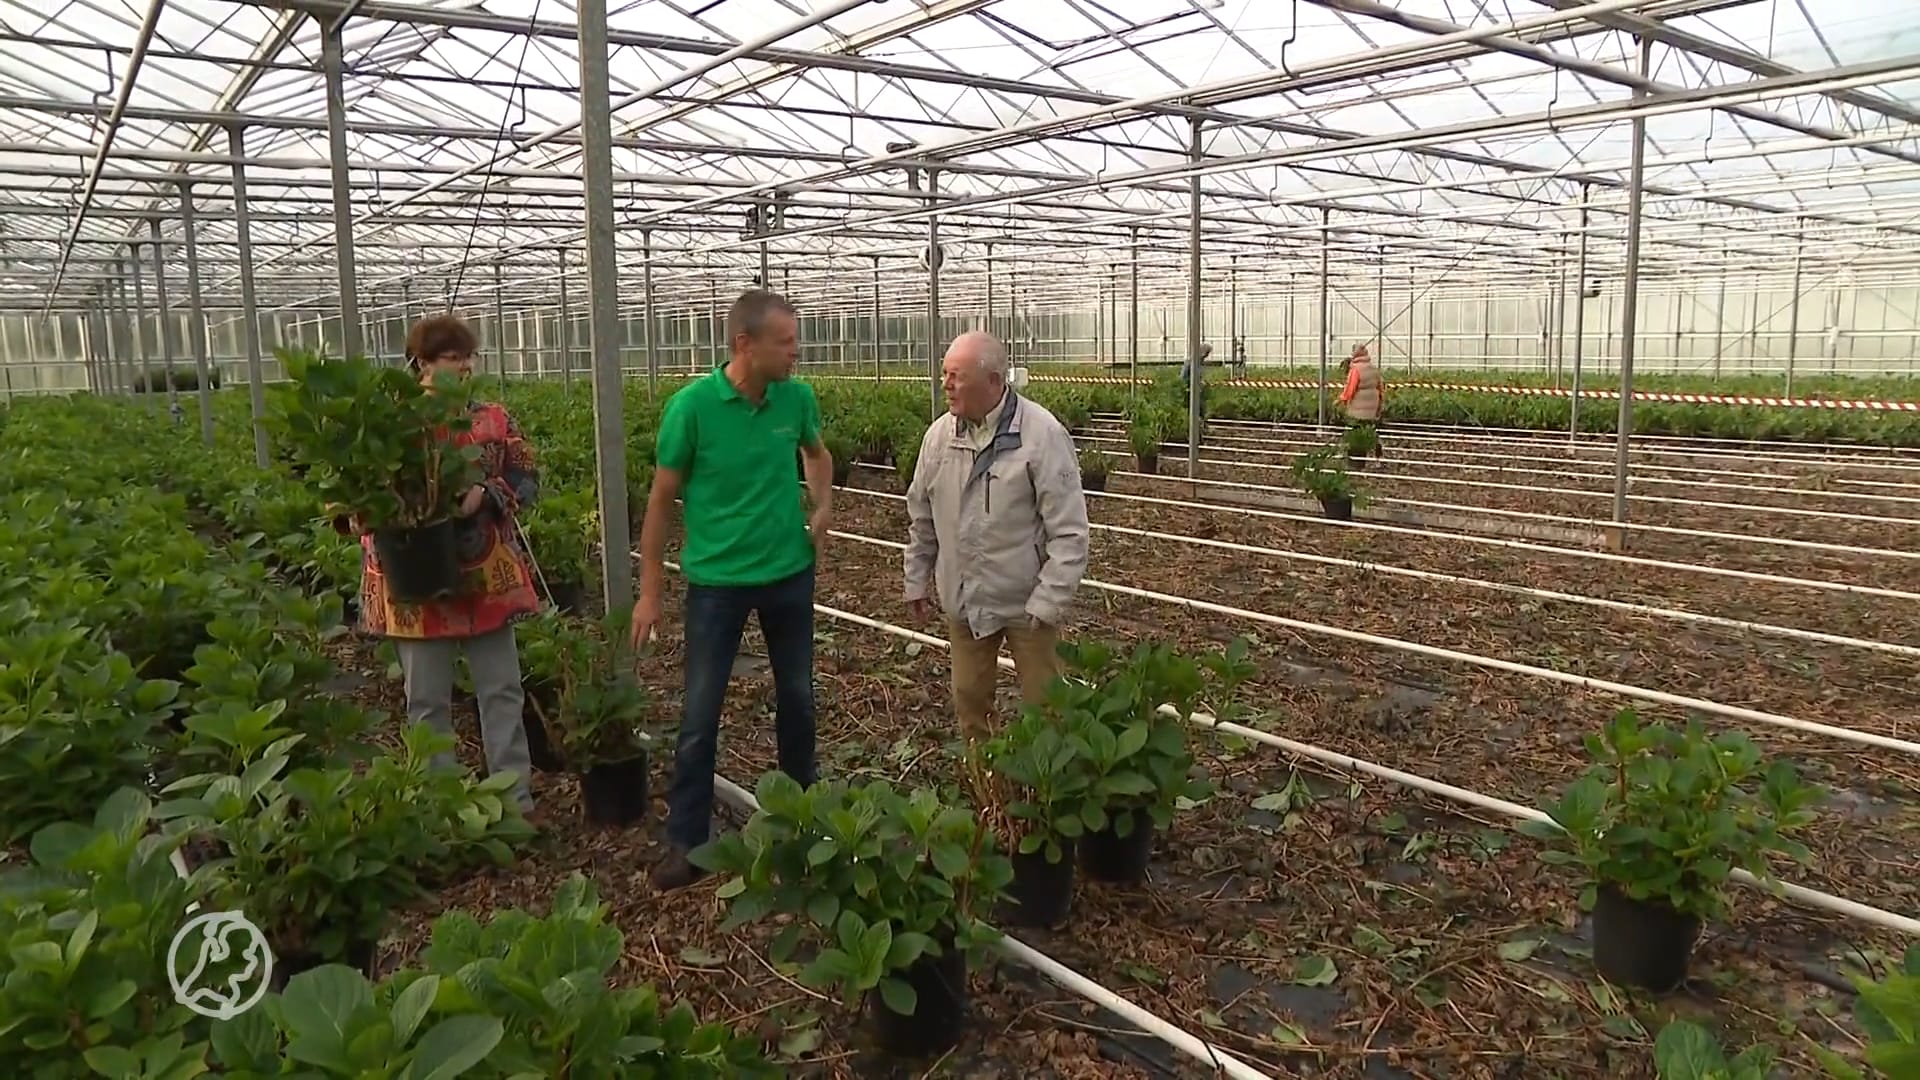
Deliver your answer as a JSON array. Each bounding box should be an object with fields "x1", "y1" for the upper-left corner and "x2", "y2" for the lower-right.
[{"x1": 1205, "y1": 383, "x2": 1920, "y2": 446}]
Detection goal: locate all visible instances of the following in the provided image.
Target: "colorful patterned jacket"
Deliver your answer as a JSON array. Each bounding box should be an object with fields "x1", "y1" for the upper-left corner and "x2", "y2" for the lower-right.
[{"x1": 347, "y1": 400, "x2": 543, "y2": 640}]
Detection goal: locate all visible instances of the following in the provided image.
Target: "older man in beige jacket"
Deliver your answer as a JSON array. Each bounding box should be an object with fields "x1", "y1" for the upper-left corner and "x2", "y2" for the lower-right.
[{"x1": 905, "y1": 331, "x2": 1090, "y2": 741}]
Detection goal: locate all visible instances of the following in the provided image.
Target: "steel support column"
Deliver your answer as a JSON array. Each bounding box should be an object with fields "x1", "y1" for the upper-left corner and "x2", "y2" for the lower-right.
[
  {"x1": 643, "y1": 231, "x2": 659, "y2": 397},
  {"x1": 1229, "y1": 254, "x2": 1239, "y2": 373},
  {"x1": 492, "y1": 260, "x2": 508, "y2": 380},
  {"x1": 1129, "y1": 225, "x2": 1140, "y2": 400},
  {"x1": 1552, "y1": 238, "x2": 1569, "y2": 385},
  {"x1": 129, "y1": 240, "x2": 155, "y2": 413},
  {"x1": 228, "y1": 125, "x2": 271, "y2": 468},
  {"x1": 1610, "y1": 37, "x2": 1652, "y2": 530},
  {"x1": 985, "y1": 243, "x2": 994, "y2": 338},
  {"x1": 1374, "y1": 245, "x2": 1384, "y2": 367},
  {"x1": 1785, "y1": 235, "x2": 1804, "y2": 397},
  {"x1": 1712, "y1": 244, "x2": 1727, "y2": 378},
  {"x1": 1317, "y1": 208, "x2": 1331, "y2": 428},
  {"x1": 557, "y1": 246, "x2": 572, "y2": 386},
  {"x1": 577, "y1": 0, "x2": 633, "y2": 610},
  {"x1": 926, "y1": 167, "x2": 942, "y2": 419},
  {"x1": 321, "y1": 21, "x2": 361, "y2": 359},
  {"x1": 1570, "y1": 187, "x2": 1590, "y2": 437},
  {"x1": 146, "y1": 219, "x2": 180, "y2": 418},
  {"x1": 871, "y1": 256, "x2": 881, "y2": 383},
  {"x1": 1186, "y1": 118, "x2": 1203, "y2": 478}
]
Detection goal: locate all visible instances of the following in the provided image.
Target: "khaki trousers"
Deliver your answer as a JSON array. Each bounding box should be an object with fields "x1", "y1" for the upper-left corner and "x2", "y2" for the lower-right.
[{"x1": 949, "y1": 618, "x2": 1062, "y2": 741}]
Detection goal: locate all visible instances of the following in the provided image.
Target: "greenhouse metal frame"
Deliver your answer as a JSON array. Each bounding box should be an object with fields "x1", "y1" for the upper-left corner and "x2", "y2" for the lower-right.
[{"x1": 3, "y1": 0, "x2": 1919, "y2": 593}]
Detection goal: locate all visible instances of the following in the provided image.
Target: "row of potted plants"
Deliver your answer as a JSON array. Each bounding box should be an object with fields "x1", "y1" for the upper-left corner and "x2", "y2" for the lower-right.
[
  {"x1": 0, "y1": 391, "x2": 773, "y2": 1073},
  {"x1": 1, "y1": 788, "x2": 774, "y2": 1077},
  {"x1": 971, "y1": 638, "x2": 1236, "y2": 928}
]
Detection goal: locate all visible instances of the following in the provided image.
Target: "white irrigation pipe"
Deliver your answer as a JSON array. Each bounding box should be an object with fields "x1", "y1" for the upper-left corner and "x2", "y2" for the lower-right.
[
  {"x1": 1095, "y1": 474, "x2": 1920, "y2": 599},
  {"x1": 828, "y1": 530, "x2": 1920, "y2": 756},
  {"x1": 1189, "y1": 416, "x2": 1920, "y2": 474},
  {"x1": 807, "y1": 602, "x2": 1920, "y2": 939},
  {"x1": 1074, "y1": 438, "x2": 1920, "y2": 561},
  {"x1": 850, "y1": 460, "x2": 1920, "y2": 601},
  {"x1": 1088, "y1": 440, "x2": 1920, "y2": 526},
  {"x1": 1145, "y1": 414, "x2": 1920, "y2": 475},
  {"x1": 837, "y1": 486, "x2": 1920, "y2": 659},
  {"x1": 1087, "y1": 423, "x2": 1920, "y2": 495},
  {"x1": 1356, "y1": 493, "x2": 1920, "y2": 561},
  {"x1": 1236, "y1": 417, "x2": 1920, "y2": 462},
  {"x1": 649, "y1": 561, "x2": 1277, "y2": 1080}
]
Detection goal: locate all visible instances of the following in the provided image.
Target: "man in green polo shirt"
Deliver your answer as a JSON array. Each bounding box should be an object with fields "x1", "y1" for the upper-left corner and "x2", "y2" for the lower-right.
[{"x1": 633, "y1": 288, "x2": 832, "y2": 890}]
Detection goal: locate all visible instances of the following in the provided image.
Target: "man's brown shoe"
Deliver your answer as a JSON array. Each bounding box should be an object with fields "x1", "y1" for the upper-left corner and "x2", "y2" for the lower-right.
[{"x1": 651, "y1": 848, "x2": 707, "y2": 891}]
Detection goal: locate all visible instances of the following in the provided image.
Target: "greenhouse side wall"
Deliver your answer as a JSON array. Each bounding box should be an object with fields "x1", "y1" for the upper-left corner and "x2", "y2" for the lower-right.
[{"x1": 3, "y1": 278, "x2": 1916, "y2": 395}]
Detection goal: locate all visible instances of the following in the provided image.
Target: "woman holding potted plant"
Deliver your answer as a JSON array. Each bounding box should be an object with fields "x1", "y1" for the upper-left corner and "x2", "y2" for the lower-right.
[{"x1": 339, "y1": 315, "x2": 544, "y2": 821}]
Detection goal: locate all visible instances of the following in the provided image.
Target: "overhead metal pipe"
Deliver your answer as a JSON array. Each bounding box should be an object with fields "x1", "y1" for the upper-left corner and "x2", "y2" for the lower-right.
[
  {"x1": 1312, "y1": 0, "x2": 1920, "y2": 169},
  {"x1": 40, "y1": 0, "x2": 169, "y2": 309},
  {"x1": 236, "y1": 0, "x2": 875, "y2": 285}
]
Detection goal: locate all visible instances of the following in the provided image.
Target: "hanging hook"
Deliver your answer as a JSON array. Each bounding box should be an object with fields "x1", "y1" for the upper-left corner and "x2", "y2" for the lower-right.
[
  {"x1": 1545, "y1": 68, "x2": 1560, "y2": 134},
  {"x1": 1279, "y1": 0, "x2": 1300, "y2": 78},
  {"x1": 1702, "y1": 110, "x2": 1715, "y2": 164}
]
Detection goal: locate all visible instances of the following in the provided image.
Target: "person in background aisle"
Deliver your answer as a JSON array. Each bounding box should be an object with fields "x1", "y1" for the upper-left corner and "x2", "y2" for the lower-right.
[
  {"x1": 632, "y1": 289, "x2": 831, "y2": 891},
  {"x1": 904, "y1": 330, "x2": 1090, "y2": 743},
  {"x1": 1338, "y1": 342, "x2": 1385, "y2": 460},
  {"x1": 336, "y1": 314, "x2": 542, "y2": 822}
]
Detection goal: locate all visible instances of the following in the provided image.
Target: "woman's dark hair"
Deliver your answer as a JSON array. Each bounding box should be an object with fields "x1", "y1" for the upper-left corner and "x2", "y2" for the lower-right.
[{"x1": 405, "y1": 315, "x2": 479, "y2": 371}]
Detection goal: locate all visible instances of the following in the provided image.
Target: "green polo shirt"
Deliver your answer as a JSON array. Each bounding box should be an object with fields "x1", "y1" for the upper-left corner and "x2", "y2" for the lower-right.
[{"x1": 655, "y1": 365, "x2": 822, "y2": 588}]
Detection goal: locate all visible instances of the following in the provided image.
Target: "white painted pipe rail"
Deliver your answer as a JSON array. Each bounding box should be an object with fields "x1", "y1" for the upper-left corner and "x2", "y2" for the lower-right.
[
  {"x1": 806, "y1": 602, "x2": 1920, "y2": 938},
  {"x1": 1086, "y1": 439, "x2": 1920, "y2": 526},
  {"x1": 1190, "y1": 413, "x2": 1920, "y2": 459},
  {"x1": 1355, "y1": 494, "x2": 1920, "y2": 562},
  {"x1": 852, "y1": 460, "x2": 1920, "y2": 600},
  {"x1": 828, "y1": 529, "x2": 1920, "y2": 756},
  {"x1": 1186, "y1": 416, "x2": 1920, "y2": 473},
  {"x1": 838, "y1": 485, "x2": 1920, "y2": 658},
  {"x1": 1087, "y1": 424, "x2": 1920, "y2": 497},
  {"x1": 1091, "y1": 477, "x2": 1920, "y2": 601},
  {"x1": 650, "y1": 561, "x2": 1278, "y2": 1080}
]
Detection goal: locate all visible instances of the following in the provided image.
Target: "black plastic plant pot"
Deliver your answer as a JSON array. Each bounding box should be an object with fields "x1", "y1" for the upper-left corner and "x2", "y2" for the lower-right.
[
  {"x1": 868, "y1": 944, "x2": 968, "y2": 1057},
  {"x1": 521, "y1": 687, "x2": 566, "y2": 773},
  {"x1": 1591, "y1": 885, "x2": 1701, "y2": 993},
  {"x1": 547, "y1": 579, "x2": 587, "y2": 616},
  {"x1": 273, "y1": 935, "x2": 378, "y2": 991},
  {"x1": 1079, "y1": 809, "x2": 1155, "y2": 884},
  {"x1": 371, "y1": 518, "x2": 462, "y2": 603},
  {"x1": 1319, "y1": 495, "x2": 1354, "y2": 521},
  {"x1": 998, "y1": 843, "x2": 1077, "y2": 928},
  {"x1": 832, "y1": 461, "x2": 852, "y2": 486},
  {"x1": 581, "y1": 752, "x2": 650, "y2": 827},
  {"x1": 1136, "y1": 453, "x2": 1159, "y2": 475},
  {"x1": 1081, "y1": 470, "x2": 1109, "y2": 493}
]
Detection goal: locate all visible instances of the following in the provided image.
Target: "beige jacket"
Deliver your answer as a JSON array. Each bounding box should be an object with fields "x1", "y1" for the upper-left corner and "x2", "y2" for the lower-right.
[
  {"x1": 904, "y1": 391, "x2": 1090, "y2": 638},
  {"x1": 1342, "y1": 359, "x2": 1383, "y2": 421}
]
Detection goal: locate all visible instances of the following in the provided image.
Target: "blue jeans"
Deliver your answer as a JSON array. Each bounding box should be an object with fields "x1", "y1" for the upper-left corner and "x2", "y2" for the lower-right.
[{"x1": 665, "y1": 563, "x2": 818, "y2": 851}]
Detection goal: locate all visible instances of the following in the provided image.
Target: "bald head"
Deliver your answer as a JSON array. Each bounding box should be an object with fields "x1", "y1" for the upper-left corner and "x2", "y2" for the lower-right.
[{"x1": 942, "y1": 331, "x2": 1011, "y2": 421}]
